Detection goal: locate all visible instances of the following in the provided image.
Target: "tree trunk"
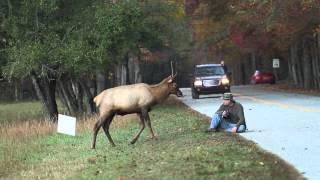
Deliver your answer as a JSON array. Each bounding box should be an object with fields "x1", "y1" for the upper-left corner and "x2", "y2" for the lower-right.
[
  {"x1": 297, "y1": 40, "x2": 305, "y2": 88},
  {"x1": 115, "y1": 63, "x2": 128, "y2": 86},
  {"x1": 57, "y1": 78, "x2": 78, "y2": 115},
  {"x1": 7, "y1": 0, "x2": 12, "y2": 18},
  {"x1": 302, "y1": 37, "x2": 312, "y2": 89},
  {"x1": 57, "y1": 86, "x2": 72, "y2": 115},
  {"x1": 290, "y1": 43, "x2": 299, "y2": 86},
  {"x1": 121, "y1": 64, "x2": 127, "y2": 85},
  {"x1": 251, "y1": 51, "x2": 256, "y2": 74},
  {"x1": 30, "y1": 71, "x2": 58, "y2": 122},
  {"x1": 91, "y1": 76, "x2": 97, "y2": 98},
  {"x1": 240, "y1": 58, "x2": 247, "y2": 85},
  {"x1": 314, "y1": 32, "x2": 320, "y2": 89},
  {"x1": 311, "y1": 37, "x2": 319, "y2": 88},
  {"x1": 243, "y1": 54, "x2": 252, "y2": 84},
  {"x1": 292, "y1": 40, "x2": 304, "y2": 88},
  {"x1": 128, "y1": 52, "x2": 142, "y2": 84},
  {"x1": 79, "y1": 80, "x2": 96, "y2": 114},
  {"x1": 31, "y1": 72, "x2": 50, "y2": 119},
  {"x1": 287, "y1": 50, "x2": 293, "y2": 83},
  {"x1": 231, "y1": 62, "x2": 241, "y2": 85},
  {"x1": 45, "y1": 78, "x2": 58, "y2": 121},
  {"x1": 115, "y1": 66, "x2": 120, "y2": 86},
  {"x1": 96, "y1": 72, "x2": 107, "y2": 94},
  {"x1": 71, "y1": 79, "x2": 83, "y2": 113},
  {"x1": 14, "y1": 80, "x2": 20, "y2": 101},
  {"x1": 317, "y1": 32, "x2": 320, "y2": 88}
]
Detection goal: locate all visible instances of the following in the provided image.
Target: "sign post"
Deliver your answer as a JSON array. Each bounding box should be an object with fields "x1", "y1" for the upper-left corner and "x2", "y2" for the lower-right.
[
  {"x1": 272, "y1": 58, "x2": 280, "y2": 81},
  {"x1": 273, "y1": 59, "x2": 280, "y2": 68}
]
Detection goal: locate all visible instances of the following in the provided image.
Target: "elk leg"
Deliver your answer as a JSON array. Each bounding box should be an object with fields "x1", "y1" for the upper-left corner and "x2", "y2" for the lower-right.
[
  {"x1": 91, "y1": 113, "x2": 109, "y2": 149},
  {"x1": 130, "y1": 113, "x2": 145, "y2": 144},
  {"x1": 102, "y1": 113, "x2": 116, "y2": 147},
  {"x1": 143, "y1": 110, "x2": 156, "y2": 139}
]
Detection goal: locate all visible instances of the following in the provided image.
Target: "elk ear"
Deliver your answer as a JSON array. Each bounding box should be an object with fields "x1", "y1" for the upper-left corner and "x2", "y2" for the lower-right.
[{"x1": 167, "y1": 78, "x2": 173, "y2": 83}]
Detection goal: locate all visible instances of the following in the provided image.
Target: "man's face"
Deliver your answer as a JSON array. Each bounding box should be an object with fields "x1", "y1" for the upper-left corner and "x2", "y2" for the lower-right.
[{"x1": 223, "y1": 99, "x2": 231, "y2": 106}]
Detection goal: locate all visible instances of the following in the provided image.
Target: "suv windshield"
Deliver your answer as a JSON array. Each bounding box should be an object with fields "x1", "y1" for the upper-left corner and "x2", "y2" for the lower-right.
[{"x1": 195, "y1": 66, "x2": 225, "y2": 77}]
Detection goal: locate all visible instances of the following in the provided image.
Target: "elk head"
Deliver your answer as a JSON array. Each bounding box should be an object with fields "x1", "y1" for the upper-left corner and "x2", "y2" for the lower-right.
[{"x1": 167, "y1": 73, "x2": 183, "y2": 97}]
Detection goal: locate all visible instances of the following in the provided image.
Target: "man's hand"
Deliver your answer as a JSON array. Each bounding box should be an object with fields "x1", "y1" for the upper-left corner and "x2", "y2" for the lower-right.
[
  {"x1": 222, "y1": 111, "x2": 227, "y2": 117},
  {"x1": 231, "y1": 127, "x2": 237, "y2": 133}
]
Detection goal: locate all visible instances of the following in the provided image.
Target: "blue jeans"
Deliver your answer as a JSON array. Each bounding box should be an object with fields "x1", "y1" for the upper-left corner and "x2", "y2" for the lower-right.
[{"x1": 210, "y1": 113, "x2": 245, "y2": 133}]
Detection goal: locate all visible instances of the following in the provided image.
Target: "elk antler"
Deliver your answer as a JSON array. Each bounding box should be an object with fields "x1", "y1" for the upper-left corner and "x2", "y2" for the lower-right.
[
  {"x1": 171, "y1": 72, "x2": 177, "y2": 80},
  {"x1": 171, "y1": 61, "x2": 174, "y2": 77}
]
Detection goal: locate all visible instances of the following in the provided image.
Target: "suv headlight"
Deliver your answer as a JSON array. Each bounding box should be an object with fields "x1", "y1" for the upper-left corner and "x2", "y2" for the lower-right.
[
  {"x1": 194, "y1": 79, "x2": 202, "y2": 86},
  {"x1": 221, "y1": 75, "x2": 229, "y2": 85}
]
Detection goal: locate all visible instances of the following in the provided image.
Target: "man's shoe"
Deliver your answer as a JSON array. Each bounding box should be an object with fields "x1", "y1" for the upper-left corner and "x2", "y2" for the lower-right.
[{"x1": 205, "y1": 128, "x2": 217, "y2": 133}]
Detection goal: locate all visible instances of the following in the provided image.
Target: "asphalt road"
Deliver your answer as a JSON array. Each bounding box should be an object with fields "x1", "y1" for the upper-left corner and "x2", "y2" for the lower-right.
[{"x1": 179, "y1": 85, "x2": 320, "y2": 179}]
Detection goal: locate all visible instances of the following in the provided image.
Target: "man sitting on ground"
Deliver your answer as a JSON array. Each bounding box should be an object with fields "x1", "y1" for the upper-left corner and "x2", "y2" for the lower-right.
[{"x1": 206, "y1": 93, "x2": 247, "y2": 133}]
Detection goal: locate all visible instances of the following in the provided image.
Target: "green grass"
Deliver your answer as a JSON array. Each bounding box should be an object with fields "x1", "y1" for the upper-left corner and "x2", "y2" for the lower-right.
[
  {"x1": 0, "y1": 101, "x2": 303, "y2": 180},
  {"x1": 0, "y1": 101, "x2": 43, "y2": 123},
  {"x1": 0, "y1": 100, "x2": 67, "y2": 124}
]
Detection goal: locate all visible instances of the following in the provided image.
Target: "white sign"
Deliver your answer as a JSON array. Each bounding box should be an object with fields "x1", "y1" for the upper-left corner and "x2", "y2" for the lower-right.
[
  {"x1": 273, "y1": 59, "x2": 280, "y2": 68},
  {"x1": 57, "y1": 114, "x2": 76, "y2": 136}
]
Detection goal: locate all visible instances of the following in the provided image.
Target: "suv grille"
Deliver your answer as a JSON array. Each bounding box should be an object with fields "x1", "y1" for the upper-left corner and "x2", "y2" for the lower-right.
[{"x1": 203, "y1": 79, "x2": 220, "y2": 87}]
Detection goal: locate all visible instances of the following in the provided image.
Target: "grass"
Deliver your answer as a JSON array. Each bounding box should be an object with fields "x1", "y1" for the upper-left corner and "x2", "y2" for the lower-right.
[
  {"x1": 0, "y1": 100, "x2": 68, "y2": 124},
  {"x1": 0, "y1": 98, "x2": 303, "y2": 180},
  {"x1": 0, "y1": 101, "x2": 43, "y2": 123}
]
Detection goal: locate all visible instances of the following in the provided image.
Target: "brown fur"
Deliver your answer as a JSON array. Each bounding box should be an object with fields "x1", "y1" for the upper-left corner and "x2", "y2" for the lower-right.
[{"x1": 91, "y1": 74, "x2": 182, "y2": 149}]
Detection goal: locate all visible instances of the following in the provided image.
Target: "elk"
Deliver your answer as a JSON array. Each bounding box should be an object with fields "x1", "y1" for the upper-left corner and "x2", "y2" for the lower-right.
[{"x1": 91, "y1": 74, "x2": 183, "y2": 149}]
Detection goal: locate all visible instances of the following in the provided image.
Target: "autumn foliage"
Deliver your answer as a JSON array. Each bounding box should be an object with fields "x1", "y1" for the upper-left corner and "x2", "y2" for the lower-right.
[{"x1": 185, "y1": 0, "x2": 320, "y2": 88}]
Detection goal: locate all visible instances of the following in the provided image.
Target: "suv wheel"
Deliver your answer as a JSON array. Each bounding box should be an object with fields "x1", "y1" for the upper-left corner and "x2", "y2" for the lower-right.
[{"x1": 192, "y1": 89, "x2": 199, "y2": 99}]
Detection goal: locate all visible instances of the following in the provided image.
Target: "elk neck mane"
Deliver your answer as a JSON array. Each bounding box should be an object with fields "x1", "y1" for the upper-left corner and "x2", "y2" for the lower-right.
[{"x1": 149, "y1": 80, "x2": 171, "y2": 103}]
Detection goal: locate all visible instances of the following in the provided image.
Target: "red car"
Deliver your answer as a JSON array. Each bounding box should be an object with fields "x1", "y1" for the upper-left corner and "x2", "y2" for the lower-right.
[{"x1": 251, "y1": 70, "x2": 275, "y2": 84}]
